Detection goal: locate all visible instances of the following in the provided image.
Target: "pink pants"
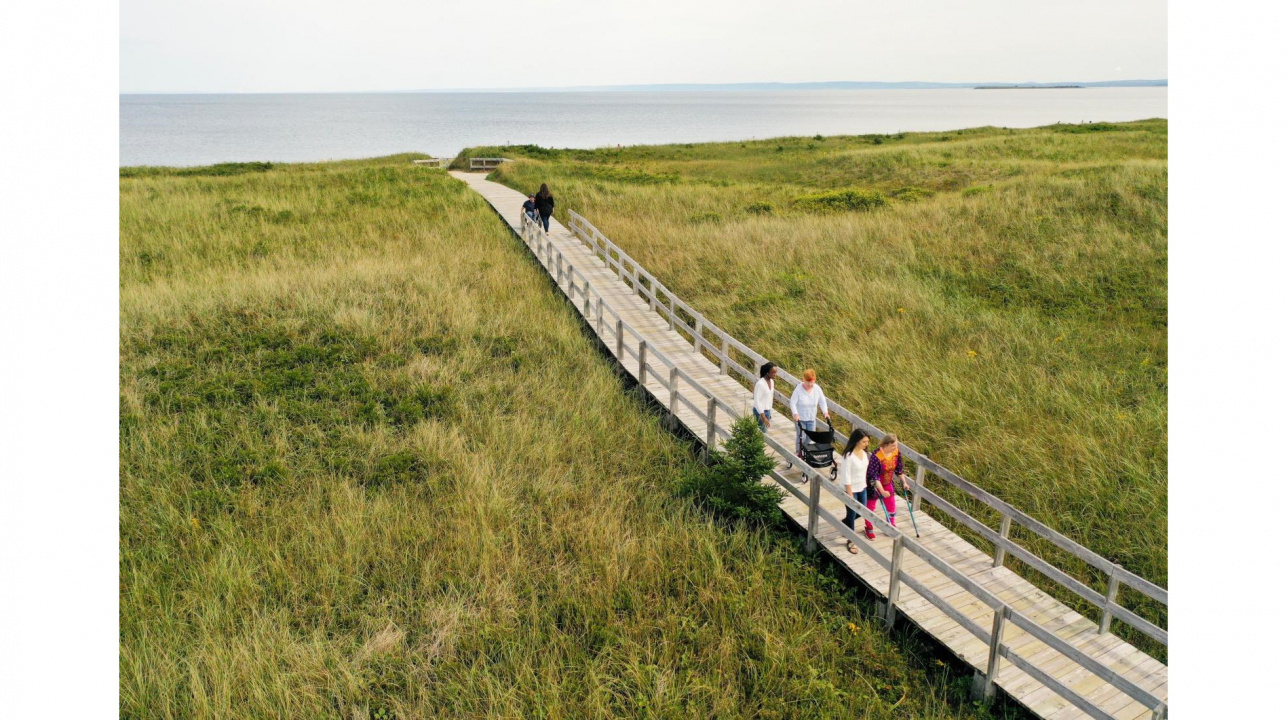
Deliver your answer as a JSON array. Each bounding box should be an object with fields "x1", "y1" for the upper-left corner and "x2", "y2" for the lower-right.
[{"x1": 865, "y1": 484, "x2": 896, "y2": 532}]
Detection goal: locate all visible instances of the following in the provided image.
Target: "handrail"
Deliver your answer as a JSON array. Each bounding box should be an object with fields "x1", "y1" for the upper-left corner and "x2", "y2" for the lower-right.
[
  {"x1": 516, "y1": 211, "x2": 1166, "y2": 719},
  {"x1": 469, "y1": 157, "x2": 508, "y2": 170},
  {"x1": 565, "y1": 210, "x2": 1168, "y2": 615},
  {"x1": 779, "y1": 449, "x2": 1167, "y2": 717}
]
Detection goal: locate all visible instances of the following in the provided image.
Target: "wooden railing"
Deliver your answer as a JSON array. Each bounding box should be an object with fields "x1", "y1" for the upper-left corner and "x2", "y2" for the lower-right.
[
  {"x1": 516, "y1": 209, "x2": 1171, "y2": 719},
  {"x1": 469, "y1": 157, "x2": 507, "y2": 170}
]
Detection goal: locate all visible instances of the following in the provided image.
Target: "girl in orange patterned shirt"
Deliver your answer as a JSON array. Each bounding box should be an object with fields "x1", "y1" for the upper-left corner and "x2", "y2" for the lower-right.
[{"x1": 863, "y1": 433, "x2": 911, "y2": 540}]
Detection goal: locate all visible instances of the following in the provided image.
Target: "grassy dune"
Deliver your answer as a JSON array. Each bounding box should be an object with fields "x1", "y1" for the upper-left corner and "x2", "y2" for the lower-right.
[
  {"x1": 120, "y1": 157, "x2": 1015, "y2": 718},
  {"x1": 468, "y1": 120, "x2": 1168, "y2": 654}
]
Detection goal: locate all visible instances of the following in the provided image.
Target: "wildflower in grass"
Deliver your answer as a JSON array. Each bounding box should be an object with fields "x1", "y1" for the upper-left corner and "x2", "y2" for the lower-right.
[
  {"x1": 847, "y1": 622, "x2": 857, "y2": 633},
  {"x1": 897, "y1": 307, "x2": 906, "y2": 313},
  {"x1": 1054, "y1": 335, "x2": 1064, "y2": 343},
  {"x1": 190, "y1": 517, "x2": 200, "y2": 530},
  {"x1": 967, "y1": 350, "x2": 977, "y2": 358}
]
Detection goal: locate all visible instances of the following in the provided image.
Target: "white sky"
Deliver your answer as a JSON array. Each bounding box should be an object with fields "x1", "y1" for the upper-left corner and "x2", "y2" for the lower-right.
[{"x1": 120, "y1": 0, "x2": 1167, "y2": 93}]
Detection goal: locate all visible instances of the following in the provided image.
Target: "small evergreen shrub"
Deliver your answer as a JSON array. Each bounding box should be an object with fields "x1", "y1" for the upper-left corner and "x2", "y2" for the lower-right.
[{"x1": 678, "y1": 416, "x2": 782, "y2": 528}]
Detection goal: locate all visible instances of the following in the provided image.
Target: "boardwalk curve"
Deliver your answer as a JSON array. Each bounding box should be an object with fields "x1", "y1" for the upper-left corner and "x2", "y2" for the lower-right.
[{"x1": 450, "y1": 170, "x2": 1169, "y2": 720}]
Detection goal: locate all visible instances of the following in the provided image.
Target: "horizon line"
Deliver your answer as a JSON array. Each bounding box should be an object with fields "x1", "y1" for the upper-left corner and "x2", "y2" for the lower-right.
[{"x1": 120, "y1": 78, "x2": 1169, "y2": 96}]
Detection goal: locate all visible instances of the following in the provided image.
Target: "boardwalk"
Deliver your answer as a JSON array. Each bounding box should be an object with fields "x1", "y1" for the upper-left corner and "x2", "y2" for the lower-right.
[{"x1": 451, "y1": 170, "x2": 1169, "y2": 720}]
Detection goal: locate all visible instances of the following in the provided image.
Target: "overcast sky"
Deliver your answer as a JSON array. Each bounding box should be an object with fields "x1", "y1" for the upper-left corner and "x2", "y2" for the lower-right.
[{"x1": 120, "y1": 0, "x2": 1167, "y2": 93}]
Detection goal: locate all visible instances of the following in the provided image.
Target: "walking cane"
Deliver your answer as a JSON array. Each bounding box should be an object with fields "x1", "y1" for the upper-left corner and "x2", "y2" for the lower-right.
[
  {"x1": 901, "y1": 485, "x2": 921, "y2": 538},
  {"x1": 879, "y1": 495, "x2": 897, "y2": 536},
  {"x1": 865, "y1": 483, "x2": 897, "y2": 537}
]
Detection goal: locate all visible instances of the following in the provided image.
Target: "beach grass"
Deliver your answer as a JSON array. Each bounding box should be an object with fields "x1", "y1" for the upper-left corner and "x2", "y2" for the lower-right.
[
  {"x1": 465, "y1": 119, "x2": 1168, "y2": 657},
  {"x1": 120, "y1": 155, "x2": 1021, "y2": 718}
]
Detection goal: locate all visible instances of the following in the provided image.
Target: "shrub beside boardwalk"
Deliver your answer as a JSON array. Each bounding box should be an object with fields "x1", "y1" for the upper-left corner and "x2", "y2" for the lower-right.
[{"x1": 121, "y1": 157, "x2": 1018, "y2": 718}]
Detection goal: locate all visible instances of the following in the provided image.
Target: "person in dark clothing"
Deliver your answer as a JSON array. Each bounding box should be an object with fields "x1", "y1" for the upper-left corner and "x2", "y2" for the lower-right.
[
  {"x1": 534, "y1": 183, "x2": 555, "y2": 232},
  {"x1": 521, "y1": 195, "x2": 539, "y2": 223}
]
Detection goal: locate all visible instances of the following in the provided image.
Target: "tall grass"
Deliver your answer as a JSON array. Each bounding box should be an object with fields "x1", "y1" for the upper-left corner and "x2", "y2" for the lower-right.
[
  {"x1": 466, "y1": 120, "x2": 1168, "y2": 657},
  {"x1": 121, "y1": 156, "x2": 1015, "y2": 718}
]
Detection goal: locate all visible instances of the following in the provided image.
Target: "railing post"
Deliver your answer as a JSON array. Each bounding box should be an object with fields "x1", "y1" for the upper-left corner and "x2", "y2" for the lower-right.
[
  {"x1": 1100, "y1": 570, "x2": 1120, "y2": 634},
  {"x1": 973, "y1": 606, "x2": 1009, "y2": 701},
  {"x1": 994, "y1": 515, "x2": 1012, "y2": 568},
  {"x1": 805, "y1": 469, "x2": 821, "y2": 554},
  {"x1": 885, "y1": 535, "x2": 905, "y2": 628},
  {"x1": 555, "y1": 255, "x2": 564, "y2": 288},
  {"x1": 668, "y1": 367, "x2": 680, "y2": 425},
  {"x1": 616, "y1": 319, "x2": 624, "y2": 360},
  {"x1": 637, "y1": 341, "x2": 648, "y2": 385},
  {"x1": 694, "y1": 319, "x2": 704, "y2": 352},
  {"x1": 596, "y1": 298, "x2": 604, "y2": 336},
  {"x1": 1151, "y1": 702, "x2": 1167, "y2": 720},
  {"x1": 704, "y1": 396, "x2": 717, "y2": 458},
  {"x1": 617, "y1": 255, "x2": 624, "y2": 281},
  {"x1": 719, "y1": 338, "x2": 730, "y2": 375},
  {"x1": 583, "y1": 284, "x2": 591, "y2": 316},
  {"x1": 667, "y1": 299, "x2": 675, "y2": 330},
  {"x1": 912, "y1": 465, "x2": 925, "y2": 512}
]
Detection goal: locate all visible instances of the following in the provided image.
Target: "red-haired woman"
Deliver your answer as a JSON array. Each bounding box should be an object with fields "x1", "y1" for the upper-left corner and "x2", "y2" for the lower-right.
[
  {"x1": 863, "y1": 433, "x2": 911, "y2": 540},
  {"x1": 789, "y1": 368, "x2": 830, "y2": 455}
]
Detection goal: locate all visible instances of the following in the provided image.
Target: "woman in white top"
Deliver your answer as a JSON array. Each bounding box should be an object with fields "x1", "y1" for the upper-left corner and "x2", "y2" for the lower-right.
[
  {"x1": 752, "y1": 362, "x2": 777, "y2": 432},
  {"x1": 835, "y1": 430, "x2": 870, "y2": 554},
  {"x1": 789, "y1": 368, "x2": 830, "y2": 454}
]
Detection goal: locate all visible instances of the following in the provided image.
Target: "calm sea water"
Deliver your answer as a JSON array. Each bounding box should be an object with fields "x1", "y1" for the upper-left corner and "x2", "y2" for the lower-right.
[{"x1": 119, "y1": 88, "x2": 1166, "y2": 167}]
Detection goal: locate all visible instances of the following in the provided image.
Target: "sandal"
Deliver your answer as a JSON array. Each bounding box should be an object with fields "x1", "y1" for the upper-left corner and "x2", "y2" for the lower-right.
[{"x1": 846, "y1": 541, "x2": 859, "y2": 554}]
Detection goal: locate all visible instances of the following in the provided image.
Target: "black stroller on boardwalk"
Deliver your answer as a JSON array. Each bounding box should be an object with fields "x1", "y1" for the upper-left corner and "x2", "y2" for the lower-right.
[{"x1": 796, "y1": 420, "x2": 837, "y2": 481}]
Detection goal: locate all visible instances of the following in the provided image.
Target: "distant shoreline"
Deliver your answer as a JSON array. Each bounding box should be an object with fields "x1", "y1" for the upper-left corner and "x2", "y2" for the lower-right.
[
  {"x1": 120, "y1": 80, "x2": 1168, "y2": 96},
  {"x1": 976, "y1": 85, "x2": 1084, "y2": 90}
]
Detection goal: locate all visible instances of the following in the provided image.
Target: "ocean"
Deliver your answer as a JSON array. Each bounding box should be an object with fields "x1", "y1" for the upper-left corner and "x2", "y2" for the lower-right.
[{"x1": 119, "y1": 88, "x2": 1166, "y2": 167}]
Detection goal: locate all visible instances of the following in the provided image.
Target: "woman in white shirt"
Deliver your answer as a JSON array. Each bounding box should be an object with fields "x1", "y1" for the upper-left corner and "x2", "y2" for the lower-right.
[
  {"x1": 789, "y1": 368, "x2": 830, "y2": 454},
  {"x1": 835, "y1": 430, "x2": 870, "y2": 554},
  {"x1": 752, "y1": 362, "x2": 777, "y2": 432}
]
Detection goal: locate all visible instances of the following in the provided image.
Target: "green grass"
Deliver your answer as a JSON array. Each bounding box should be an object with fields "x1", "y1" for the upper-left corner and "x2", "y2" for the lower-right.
[
  {"x1": 464, "y1": 119, "x2": 1168, "y2": 658},
  {"x1": 121, "y1": 155, "x2": 1019, "y2": 718}
]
